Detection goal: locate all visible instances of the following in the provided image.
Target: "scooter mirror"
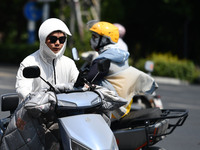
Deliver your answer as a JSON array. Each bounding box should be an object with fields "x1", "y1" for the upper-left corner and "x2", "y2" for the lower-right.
[
  {"x1": 98, "y1": 59, "x2": 110, "y2": 73},
  {"x1": 72, "y1": 47, "x2": 80, "y2": 61},
  {"x1": 23, "y1": 66, "x2": 41, "y2": 78}
]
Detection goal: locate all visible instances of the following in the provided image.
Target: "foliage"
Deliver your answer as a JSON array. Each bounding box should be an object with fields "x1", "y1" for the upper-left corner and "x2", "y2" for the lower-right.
[
  {"x1": 101, "y1": 0, "x2": 200, "y2": 66},
  {"x1": 101, "y1": 1, "x2": 125, "y2": 23},
  {"x1": 1, "y1": 0, "x2": 200, "y2": 81},
  {"x1": 68, "y1": 29, "x2": 92, "y2": 53},
  {"x1": 0, "y1": 43, "x2": 39, "y2": 64},
  {"x1": 135, "y1": 52, "x2": 200, "y2": 83},
  {"x1": 64, "y1": 29, "x2": 93, "y2": 68}
]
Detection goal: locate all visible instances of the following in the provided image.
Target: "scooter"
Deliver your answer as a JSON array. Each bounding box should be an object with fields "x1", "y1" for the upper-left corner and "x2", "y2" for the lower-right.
[
  {"x1": 0, "y1": 60, "x2": 121, "y2": 150},
  {"x1": 0, "y1": 51, "x2": 188, "y2": 150}
]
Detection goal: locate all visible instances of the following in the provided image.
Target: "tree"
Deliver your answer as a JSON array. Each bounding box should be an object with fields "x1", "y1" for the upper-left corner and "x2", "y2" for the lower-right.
[
  {"x1": 101, "y1": 0, "x2": 200, "y2": 65},
  {"x1": 1, "y1": 0, "x2": 200, "y2": 66},
  {"x1": 0, "y1": 1, "x2": 27, "y2": 43}
]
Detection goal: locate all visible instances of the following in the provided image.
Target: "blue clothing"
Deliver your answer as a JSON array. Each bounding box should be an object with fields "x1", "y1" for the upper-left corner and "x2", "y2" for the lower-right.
[
  {"x1": 96, "y1": 48, "x2": 129, "y2": 63},
  {"x1": 86, "y1": 46, "x2": 129, "y2": 85}
]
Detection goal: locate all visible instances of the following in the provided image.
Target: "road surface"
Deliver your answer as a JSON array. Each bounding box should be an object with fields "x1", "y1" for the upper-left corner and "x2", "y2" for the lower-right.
[{"x1": 0, "y1": 64, "x2": 200, "y2": 150}]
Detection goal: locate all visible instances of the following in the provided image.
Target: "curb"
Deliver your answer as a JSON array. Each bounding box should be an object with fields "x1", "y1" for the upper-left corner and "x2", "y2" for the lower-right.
[{"x1": 153, "y1": 76, "x2": 189, "y2": 85}]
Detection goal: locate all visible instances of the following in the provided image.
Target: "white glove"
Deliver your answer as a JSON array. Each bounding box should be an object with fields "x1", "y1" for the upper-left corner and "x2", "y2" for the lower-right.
[{"x1": 55, "y1": 83, "x2": 74, "y2": 92}]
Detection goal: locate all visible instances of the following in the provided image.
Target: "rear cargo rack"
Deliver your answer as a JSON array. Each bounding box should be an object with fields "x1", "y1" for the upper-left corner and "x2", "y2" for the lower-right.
[
  {"x1": 145, "y1": 109, "x2": 188, "y2": 146},
  {"x1": 158, "y1": 109, "x2": 188, "y2": 135},
  {"x1": 112, "y1": 108, "x2": 188, "y2": 149}
]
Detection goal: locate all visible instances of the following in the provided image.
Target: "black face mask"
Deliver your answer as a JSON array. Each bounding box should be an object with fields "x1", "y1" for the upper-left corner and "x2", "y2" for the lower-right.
[{"x1": 90, "y1": 34, "x2": 111, "y2": 51}]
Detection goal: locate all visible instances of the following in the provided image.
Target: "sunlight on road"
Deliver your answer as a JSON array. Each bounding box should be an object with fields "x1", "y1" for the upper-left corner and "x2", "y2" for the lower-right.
[
  {"x1": 0, "y1": 72, "x2": 15, "y2": 78},
  {"x1": 168, "y1": 102, "x2": 200, "y2": 110}
]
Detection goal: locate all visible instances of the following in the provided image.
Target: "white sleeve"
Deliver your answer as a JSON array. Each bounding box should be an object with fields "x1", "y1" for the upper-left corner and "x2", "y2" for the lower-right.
[
  {"x1": 69, "y1": 60, "x2": 79, "y2": 83},
  {"x1": 15, "y1": 63, "x2": 33, "y2": 101}
]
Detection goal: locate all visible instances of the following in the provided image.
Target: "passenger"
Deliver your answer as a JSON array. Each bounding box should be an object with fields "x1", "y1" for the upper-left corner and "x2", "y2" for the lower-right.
[
  {"x1": 86, "y1": 21, "x2": 158, "y2": 120},
  {"x1": 113, "y1": 23, "x2": 128, "y2": 52}
]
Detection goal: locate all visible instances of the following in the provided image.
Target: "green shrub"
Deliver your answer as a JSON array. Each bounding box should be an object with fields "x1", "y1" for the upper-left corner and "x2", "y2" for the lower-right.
[
  {"x1": 0, "y1": 43, "x2": 39, "y2": 64},
  {"x1": 135, "y1": 52, "x2": 199, "y2": 83},
  {"x1": 66, "y1": 29, "x2": 93, "y2": 68}
]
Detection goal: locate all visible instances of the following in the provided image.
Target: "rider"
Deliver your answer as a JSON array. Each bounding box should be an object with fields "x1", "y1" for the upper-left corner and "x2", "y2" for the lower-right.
[
  {"x1": 15, "y1": 18, "x2": 79, "y2": 102},
  {"x1": 86, "y1": 21, "x2": 158, "y2": 120},
  {"x1": 14, "y1": 18, "x2": 79, "y2": 150}
]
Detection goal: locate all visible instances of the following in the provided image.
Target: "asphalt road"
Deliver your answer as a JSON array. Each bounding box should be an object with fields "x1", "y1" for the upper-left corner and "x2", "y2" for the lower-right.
[
  {"x1": 0, "y1": 64, "x2": 18, "y2": 118},
  {"x1": 155, "y1": 83, "x2": 200, "y2": 150},
  {"x1": 0, "y1": 64, "x2": 200, "y2": 150}
]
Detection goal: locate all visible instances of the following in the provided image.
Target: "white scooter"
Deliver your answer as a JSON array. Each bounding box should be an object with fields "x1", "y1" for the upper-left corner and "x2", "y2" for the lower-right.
[
  {"x1": 0, "y1": 51, "x2": 188, "y2": 150},
  {"x1": 0, "y1": 60, "x2": 121, "y2": 150}
]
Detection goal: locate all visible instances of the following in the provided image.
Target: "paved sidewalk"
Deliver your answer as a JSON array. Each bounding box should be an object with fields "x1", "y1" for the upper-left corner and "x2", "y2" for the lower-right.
[{"x1": 0, "y1": 64, "x2": 18, "y2": 90}]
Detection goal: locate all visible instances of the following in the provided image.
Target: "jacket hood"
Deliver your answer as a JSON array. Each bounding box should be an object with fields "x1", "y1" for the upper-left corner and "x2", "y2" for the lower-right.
[{"x1": 38, "y1": 18, "x2": 71, "y2": 63}]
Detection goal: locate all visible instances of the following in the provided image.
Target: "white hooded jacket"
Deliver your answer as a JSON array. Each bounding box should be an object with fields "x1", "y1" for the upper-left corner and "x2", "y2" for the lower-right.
[{"x1": 16, "y1": 18, "x2": 79, "y2": 100}]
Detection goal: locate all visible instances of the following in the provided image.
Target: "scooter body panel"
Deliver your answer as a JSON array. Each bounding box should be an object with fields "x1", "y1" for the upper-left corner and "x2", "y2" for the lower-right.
[{"x1": 59, "y1": 114, "x2": 118, "y2": 150}]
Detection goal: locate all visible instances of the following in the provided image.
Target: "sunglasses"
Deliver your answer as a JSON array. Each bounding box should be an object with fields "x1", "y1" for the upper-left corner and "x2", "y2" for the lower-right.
[{"x1": 48, "y1": 36, "x2": 66, "y2": 44}]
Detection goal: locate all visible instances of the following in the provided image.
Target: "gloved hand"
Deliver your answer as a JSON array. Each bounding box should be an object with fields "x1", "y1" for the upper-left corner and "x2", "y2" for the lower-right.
[{"x1": 54, "y1": 83, "x2": 74, "y2": 93}]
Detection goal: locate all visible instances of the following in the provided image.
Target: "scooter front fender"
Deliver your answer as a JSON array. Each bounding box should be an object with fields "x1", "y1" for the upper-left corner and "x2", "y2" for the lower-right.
[{"x1": 59, "y1": 114, "x2": 118, "y2": 150}]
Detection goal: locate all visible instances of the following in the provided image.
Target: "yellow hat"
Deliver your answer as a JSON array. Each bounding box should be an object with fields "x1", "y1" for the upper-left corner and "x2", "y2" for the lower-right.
[{"x1": 89, "y1": 21, "x2": 119, "y2": 43}]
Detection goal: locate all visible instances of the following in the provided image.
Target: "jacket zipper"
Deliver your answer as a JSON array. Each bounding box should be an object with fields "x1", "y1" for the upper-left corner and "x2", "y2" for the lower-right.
[{"x1": 53, "y1": 59, "x2": 56, "y2": 84}]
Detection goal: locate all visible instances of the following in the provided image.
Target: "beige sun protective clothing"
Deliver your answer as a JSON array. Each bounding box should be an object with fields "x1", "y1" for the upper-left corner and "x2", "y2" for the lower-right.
[
  {"x1": 15, "y1": 18, "x2": 79, "y2": 101},
  {"x1": 106, "y1": 66, "x2": 158, "y2": 119}
]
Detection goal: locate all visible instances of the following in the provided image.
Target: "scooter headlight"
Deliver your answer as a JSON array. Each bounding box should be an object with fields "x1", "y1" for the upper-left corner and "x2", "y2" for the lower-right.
[{"x1": 71, "y1": 139, "x2": 91, "y2": 150}]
